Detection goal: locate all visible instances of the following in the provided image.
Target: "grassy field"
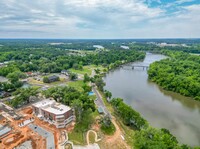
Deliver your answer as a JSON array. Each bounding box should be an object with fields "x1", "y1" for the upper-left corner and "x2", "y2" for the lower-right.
[
  {"x1": 89, "y1": 132, "x2": 96, "y2": 144},
  {"x1": 69, "y1": 65, "x2": 104, "y2": 75},
  {"x1": 67, "y1": 80, "x2": 85, "y2": 92},
  {"x1": 68, "y1": 131, "x2": 85, "y2": 145},
  {"x1": 68, "y1": 110, "x2": 99, "y2": 145}
]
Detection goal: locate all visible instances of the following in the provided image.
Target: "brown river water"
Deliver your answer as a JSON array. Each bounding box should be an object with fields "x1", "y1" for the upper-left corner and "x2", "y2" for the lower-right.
[{"x1": 104, "y1": 53, "x2": 200, "y2": 146}]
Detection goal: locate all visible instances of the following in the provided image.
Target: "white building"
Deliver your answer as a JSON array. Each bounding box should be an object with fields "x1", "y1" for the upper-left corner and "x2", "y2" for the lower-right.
[{"x1": 32, "y1": 99, "x2": 75, "y2": 128}]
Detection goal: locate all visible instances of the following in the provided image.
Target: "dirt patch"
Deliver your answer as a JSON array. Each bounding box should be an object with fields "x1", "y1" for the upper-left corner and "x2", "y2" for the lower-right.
[{"x1": 99, "y1": 118, "x2": 131, "y2": 149}]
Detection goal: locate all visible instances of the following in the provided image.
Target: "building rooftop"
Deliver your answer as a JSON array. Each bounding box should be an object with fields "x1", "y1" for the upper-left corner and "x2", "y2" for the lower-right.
[
  {"x1": 48, "y1": 75, "x2": 59, "y2": 80},
  {"x1": 33, "y1": 99, "x2": 71, "y2": 115},
  {"x1": 0, "y1": 125, "x2": 12, "y2": 137}
]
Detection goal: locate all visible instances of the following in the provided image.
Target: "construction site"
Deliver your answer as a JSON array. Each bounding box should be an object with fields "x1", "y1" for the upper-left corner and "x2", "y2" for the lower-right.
[{"x1": 0, "y1": 102, "x2": 75, "y2": 149}]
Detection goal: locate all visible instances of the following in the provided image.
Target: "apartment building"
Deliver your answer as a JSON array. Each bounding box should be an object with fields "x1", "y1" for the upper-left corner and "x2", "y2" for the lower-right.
[{"x1": 32, "y1": 99, "x2": 75, "y2": 128}]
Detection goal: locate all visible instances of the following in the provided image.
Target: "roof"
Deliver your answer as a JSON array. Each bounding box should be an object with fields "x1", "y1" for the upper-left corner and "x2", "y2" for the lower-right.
[
  {"x1": 48, "y1": 75, "x2": 59, "y2": 80},
  {"x1": 33, "y1": 99, "x2": 55, "y2": 108},
  {"x1": 0, "y1": 125, "x2": 11, "y2": 137},
  {"x1": 97, "y1": 107, "x2": 104, "y2": 113},
  {"x1": 32, "y1": 99, "x2": 71, "y2": 115}
]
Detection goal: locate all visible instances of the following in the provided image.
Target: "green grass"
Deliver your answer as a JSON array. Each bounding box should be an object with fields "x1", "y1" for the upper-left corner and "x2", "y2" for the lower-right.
[
  {"x1": 69, "y1": 65, "x2": 105, "y2": 75},
  {"x1": 89, "y1": 132, "x2": 96, "y2": 144},
  {"x1": 68, "y1": 110, "x2": 100, "y2": 145},
  {"x1": 68, "y1": 131, "x2": 85, "y2": 145},
  {"x1": 100, "y1": 122, "x2": 116, "y2": 135},
  {"x1": 89, "y1": 95, "x2": 96, "y2": 101},
  {"x1": 68, "y1": 80, "x2": 85, "y2": 92}
]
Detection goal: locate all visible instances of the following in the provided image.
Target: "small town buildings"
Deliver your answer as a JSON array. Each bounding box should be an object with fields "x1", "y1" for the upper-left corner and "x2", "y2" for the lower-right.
[{"x1": 32, "y1": 99, "x2": 75, "y2": 128}]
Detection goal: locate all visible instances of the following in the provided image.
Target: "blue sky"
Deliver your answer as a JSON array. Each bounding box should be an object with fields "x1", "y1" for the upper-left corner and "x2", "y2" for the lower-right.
[{"x1": 0, "y1": 0, "x2": 200, "y2": 38}]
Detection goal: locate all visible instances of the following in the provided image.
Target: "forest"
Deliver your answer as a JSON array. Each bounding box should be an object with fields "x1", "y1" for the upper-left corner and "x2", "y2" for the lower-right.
[
  {"x1": 148, "y1": 51, "x2": 200, "y2": 100},
  {"x1": 0, "y1": 48, "x2": 145, "y2": 75}
]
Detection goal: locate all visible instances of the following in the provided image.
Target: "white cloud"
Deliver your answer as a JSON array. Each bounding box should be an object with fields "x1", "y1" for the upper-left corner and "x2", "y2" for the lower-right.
[{"x1": 0, "y1": 0, "x2": 199, "y2": 38}]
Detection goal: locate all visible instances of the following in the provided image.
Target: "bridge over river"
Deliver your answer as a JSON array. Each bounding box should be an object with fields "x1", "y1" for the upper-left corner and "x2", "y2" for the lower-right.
[{"x1": 122, "y1": 65, "x2": 149, "y2": 70}]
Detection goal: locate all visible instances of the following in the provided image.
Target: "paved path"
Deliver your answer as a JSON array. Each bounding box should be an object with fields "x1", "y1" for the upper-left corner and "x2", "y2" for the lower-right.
[{"x1": 86, "y1": 130, "x2": 101, "y2": 145}]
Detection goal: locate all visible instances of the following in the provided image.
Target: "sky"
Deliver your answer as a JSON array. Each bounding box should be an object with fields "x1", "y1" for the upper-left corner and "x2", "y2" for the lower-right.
[{"x1": 0, "y1": 0, "x2": 200, "y2": 39}]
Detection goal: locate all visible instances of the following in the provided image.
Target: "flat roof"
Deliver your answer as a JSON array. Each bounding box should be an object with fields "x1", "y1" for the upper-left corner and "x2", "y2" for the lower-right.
[
  {"x1": 33, "y1": 99, "x2": 71, "y2": 115},
  {"x1": 33, "y1": 99, "x2": 55, "y2": 108},
  {"x1": 0, "y1": 126, "x2": 11, "y2": 137},
  {"x1": 97, "y1": 107, "x2": 104, "y2": 113}
]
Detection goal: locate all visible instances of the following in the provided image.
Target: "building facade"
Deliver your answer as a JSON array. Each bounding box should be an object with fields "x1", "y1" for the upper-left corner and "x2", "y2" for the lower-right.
[{"x1": 32, "y1": 99, "x2": 75, "y2": 128}]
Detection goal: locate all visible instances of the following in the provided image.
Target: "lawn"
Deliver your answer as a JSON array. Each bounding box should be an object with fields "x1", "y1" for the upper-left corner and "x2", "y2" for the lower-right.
[
  {"x1": 67, "y1": 80, "x2": 85, "y2": 92},
  {"x1": 69, "y1": 65, "x2": 104, "y2": 75},
  {"x1": 68, "y1": 131, "x2": 85, "y2": 145},
  {"x1": 89, "y1": 95, "x2": 96, "y2": 101},
  {"x1": 89, "y1": 132, "x2": 96, "y2": 144},
  {"x1": 68, "y1": 110, "x2": 100, "y2": 145}
]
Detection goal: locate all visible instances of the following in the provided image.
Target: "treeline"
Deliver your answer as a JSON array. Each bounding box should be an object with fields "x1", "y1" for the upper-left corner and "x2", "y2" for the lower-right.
[
  {"x1": 0, "y1": 49, "x2": 145, "y2": 75},
  {"x1": 110, "y1": 98, "x2": 191, "y2": 148},
  {"x1": 111, "y1": 98, "x2": 148, "y2": 130},
  {"x1": 148, "y1": 51, "x2": 200, "y2": 100}
]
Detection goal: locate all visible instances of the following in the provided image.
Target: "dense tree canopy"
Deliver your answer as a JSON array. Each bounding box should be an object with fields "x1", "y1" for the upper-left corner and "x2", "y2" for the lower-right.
[{"x1": 148, "y1": 51, "x2": 200, "y2": 100}]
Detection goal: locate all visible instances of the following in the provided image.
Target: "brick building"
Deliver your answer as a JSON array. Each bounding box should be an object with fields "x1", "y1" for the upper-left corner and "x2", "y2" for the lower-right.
[{"x1": 32, "y1": 99, "x2": 75, "y2": 128}]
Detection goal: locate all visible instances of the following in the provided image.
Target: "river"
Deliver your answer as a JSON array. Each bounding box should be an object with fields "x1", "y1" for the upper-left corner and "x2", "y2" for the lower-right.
[{"x1": 104, "y1": 53, "x2": 200, "y2": 146}]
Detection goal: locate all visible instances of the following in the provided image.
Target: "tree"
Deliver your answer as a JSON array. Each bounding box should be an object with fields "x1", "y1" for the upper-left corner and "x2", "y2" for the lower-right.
[
  {"x1": 95, "y1": 77, "x2": 105, "y2": 91},
  {"x1": 71, "y1": 99, "x2": 83, "y2": 122},
  {"x1": 6, "y1": 71, "x2": 23, "y2": 83},
  {"x1": 94, "y1": 68, "x2": 100, "y2": 74},
  {"x1": 83, "y1": 73, "x2": 90, "y2": 82},
  {"x1": 43, "y1": 77, "x2": 50, "y2": 83},
  {"x1": 134, "y1": 127, "x2": 180, "y2": 149},
  {"x1": 69, "y1": 72, "x2": 78, "y2": 81},
  {"x1": 82, "y1": 84, "x2": 92, "y2": 93},
  {"x1": 104, "y1": 90, "x2": 112, "y2": 99}
]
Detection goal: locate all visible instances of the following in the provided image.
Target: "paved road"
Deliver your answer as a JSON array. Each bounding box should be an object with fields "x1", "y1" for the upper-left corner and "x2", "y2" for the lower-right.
[{"x1": 91, "y1": 70, "x2": 111, "y2": 117}]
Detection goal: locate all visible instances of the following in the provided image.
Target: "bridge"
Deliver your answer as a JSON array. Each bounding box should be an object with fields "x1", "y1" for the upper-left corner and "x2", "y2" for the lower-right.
[
  {"x1": 132, "y1": 65, "x2": 149, "y2": 70},
  {"x1": 121, "y1": 65, "x2": 149, "y2": 70}
]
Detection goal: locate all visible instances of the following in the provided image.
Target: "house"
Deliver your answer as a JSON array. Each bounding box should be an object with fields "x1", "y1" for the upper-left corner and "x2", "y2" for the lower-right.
[
  {"x1": 32, "y1": 99, "x2": 75, "y2": 128},
  {"x1": 61, "y1": 70, "x2": 69, "y2": 76},
  {"x1": 26, "y1": 72, "x2": 33, "y2": 77},
  {"x1": 48, "y1": 75, "x2": 59, "y2": 83}
]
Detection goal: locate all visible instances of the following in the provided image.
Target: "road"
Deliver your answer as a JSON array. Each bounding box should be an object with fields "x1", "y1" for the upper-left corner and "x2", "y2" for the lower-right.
[{"x1": 91, "y1": 70, "x2": 111, "y2": 117}]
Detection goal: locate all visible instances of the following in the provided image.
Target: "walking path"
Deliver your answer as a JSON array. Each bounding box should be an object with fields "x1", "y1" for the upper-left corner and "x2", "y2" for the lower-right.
[{"x1": 86, "y1": 130, "x2": 101, "y2": 145}]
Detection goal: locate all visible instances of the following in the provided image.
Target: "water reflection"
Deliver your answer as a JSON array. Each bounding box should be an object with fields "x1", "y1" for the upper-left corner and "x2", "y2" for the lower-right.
[{"x1": 104, "y1": 53, "x2": 200, "y2": 146}]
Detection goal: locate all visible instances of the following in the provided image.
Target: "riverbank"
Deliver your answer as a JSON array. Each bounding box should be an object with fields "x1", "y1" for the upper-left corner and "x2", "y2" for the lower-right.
[{"x1": 104, "y1": 53, "x2": 200, "y2": 147}]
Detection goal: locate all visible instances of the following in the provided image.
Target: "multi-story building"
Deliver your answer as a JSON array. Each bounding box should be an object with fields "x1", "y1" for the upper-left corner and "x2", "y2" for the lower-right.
[{"x1": 32, "y1": 99, "x2": 75, "y2": 128}]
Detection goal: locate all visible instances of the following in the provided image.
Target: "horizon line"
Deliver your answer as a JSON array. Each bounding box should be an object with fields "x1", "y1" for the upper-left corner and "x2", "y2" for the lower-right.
[{"x1": 0, "y1": 38, "x2": 200, "y2": 40}]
